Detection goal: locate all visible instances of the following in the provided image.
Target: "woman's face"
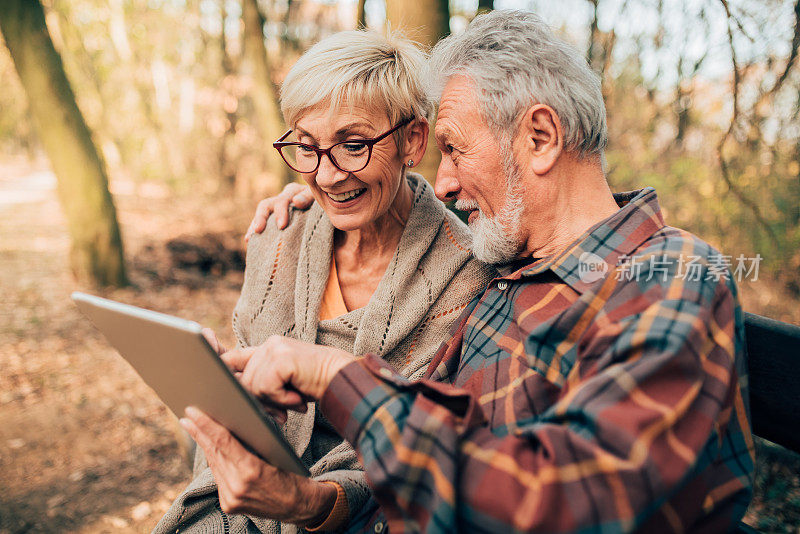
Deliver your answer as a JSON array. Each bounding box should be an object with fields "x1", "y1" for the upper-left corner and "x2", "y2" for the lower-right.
[{"x1": 292, "y1": 103, "x2": 407, "y2": 232}]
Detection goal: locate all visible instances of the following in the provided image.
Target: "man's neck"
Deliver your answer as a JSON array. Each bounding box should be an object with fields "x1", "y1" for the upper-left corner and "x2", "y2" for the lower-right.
[{"x1": 520, "y1": 166, "x2": 619, "y2": 260}]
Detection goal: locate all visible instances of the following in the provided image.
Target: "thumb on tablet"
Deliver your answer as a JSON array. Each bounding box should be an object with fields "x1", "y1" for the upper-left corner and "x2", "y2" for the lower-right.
[{"x1": 202, "y1": 327, "x2": 226, "y2": 355}]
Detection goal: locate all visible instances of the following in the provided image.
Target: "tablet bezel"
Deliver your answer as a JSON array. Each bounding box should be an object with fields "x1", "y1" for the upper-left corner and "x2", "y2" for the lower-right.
[{"x1": 72, "y1": 291, "x2": 309, "y2": 477}]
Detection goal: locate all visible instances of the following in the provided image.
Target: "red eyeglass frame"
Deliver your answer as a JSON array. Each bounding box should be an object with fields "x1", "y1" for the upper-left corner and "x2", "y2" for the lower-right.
[{"x1": 272, "y1": 117, "x2": 413, "y2": 173}]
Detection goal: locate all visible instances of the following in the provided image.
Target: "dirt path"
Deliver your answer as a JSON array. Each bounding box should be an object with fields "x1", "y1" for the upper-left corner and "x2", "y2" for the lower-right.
[{"x1": 0, "y1": 160, "x2": 246, "y2": 533}]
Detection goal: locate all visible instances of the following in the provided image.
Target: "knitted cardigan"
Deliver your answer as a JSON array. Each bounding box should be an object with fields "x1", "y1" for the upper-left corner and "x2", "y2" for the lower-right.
[{"x1": 153, "y1": 174, "x2": 496, "y2": 534}]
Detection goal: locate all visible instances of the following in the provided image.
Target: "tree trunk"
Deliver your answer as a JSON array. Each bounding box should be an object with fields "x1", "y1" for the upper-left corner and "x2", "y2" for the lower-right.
[
  {"x1": 385, "y1": 0, "x2": 450, "y2": 184},
  {"x1": 477, "y1": 0, "x2": 493, "y2": 14},
  {"x1": 219, "y1": 0, "x2": 238, "y2": 189},
  {"x1": 356, "y1": 0, "x2": 367, "y2": 28},
  {"x1": 0, "y1": 0, "x2": 127, "y2": 287},
  {"x1": 242, "y1": 0, "x2": 294, "y2": 189},
  {"x1": 586, "y1": 0, "x2": 602, "y2": 72},
  {"x1": 385, "y1": 0, "x2": 449, "y2": 47}
]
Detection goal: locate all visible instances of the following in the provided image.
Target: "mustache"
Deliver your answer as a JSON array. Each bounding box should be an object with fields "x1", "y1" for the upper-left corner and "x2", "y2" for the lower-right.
[{"x1": 455, "y1": 199, "x2": 479, "y2": 212}]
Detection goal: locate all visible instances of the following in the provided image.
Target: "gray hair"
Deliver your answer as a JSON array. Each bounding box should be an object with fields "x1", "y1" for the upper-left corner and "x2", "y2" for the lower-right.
[
  {"x1": 280, "y1": 30, "x2": 434, "y2": 146},
  {"x1": 427, "y1": 10, "x2": 607, "y2": 156}
]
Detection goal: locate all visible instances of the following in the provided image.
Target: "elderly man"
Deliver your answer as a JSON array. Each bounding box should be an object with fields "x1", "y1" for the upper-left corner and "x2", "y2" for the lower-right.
[{"x1": 183, "y1": 10, "x2": 754, "y2": 533}]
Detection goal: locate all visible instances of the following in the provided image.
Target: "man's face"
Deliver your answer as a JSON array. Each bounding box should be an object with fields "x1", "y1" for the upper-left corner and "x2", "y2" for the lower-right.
[{"x1": 433, "y1": 76, "x2": 524, "y2": 264}]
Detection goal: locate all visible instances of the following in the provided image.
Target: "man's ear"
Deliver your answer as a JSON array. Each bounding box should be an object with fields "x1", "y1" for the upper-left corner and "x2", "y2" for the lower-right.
[
  {"x1": 518, "y1": 104, "x2": 563, "y2": 175},
  {"x1": 403, "y1": 118, "x2": 429, "y2": 168}
]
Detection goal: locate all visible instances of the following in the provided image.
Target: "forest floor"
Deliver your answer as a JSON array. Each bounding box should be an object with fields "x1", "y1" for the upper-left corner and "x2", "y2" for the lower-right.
[
  {"x1": 0, "y1": 156, "x2": 799, "y2": 532},
  {"x1": 0, "y1": 156, "x2": 247, "y2": 532}
]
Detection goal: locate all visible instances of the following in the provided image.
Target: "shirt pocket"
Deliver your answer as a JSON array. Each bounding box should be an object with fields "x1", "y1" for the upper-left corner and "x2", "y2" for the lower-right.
[{"x1": 495, "y1": 313, "x2": 581, "y2": 390}]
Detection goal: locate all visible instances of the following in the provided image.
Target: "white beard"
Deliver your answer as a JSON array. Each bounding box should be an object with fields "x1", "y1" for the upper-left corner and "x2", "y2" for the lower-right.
[{"x1": 456, "y1": 146, "x2": 524, "y2": 265}]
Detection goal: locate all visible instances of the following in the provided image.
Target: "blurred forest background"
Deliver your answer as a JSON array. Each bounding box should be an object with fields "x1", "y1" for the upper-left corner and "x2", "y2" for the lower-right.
[{"x1": 0, "y1": 0, "x2": 798, "y2": 532}]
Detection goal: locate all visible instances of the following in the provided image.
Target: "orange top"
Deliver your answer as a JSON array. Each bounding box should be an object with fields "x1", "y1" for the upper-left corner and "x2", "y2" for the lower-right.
[
  {"x1": 318, "y1": 254, "x2": 349, "y2": 321},
  {"x1": 311, "y1": 259, "x2": 350, "y2": 531}
]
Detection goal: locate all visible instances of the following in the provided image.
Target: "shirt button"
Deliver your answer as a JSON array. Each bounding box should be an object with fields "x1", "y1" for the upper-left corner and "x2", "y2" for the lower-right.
[
  {"x1": 497, "y1": 281, "x2": 509, "y2": 290},
  {"x1": 374, "y1": 521, "x2": 385, "y2": 533},
  {"x1": 379, "y1": 368, "x2": 393, "y2": 378}
]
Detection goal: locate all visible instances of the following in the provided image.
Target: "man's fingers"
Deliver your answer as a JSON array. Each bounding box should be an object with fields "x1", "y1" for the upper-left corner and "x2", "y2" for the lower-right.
[
  {"x1": 221, "y1": 346, "x2": 255, "y2": 373},
  {"x1": 239, "y1": 367, "x2": 304, "y2": 409},
  {"x1": 275, "y1": 183, "x2": 312, "y2": 228},
  {"x1": 282, "y1": 182, "x2": 305, "y2": 197},
  {"x1": 245, "y1": 184, "x2": 312, "y2": 237},
  {"x1": 257, "y1": 390, "x2": 306, "y2": 412},
  {"x1": 285, "y1": 183, "x2": 313, "y2": 209},
  {"x1": 237, "y1": 346, "x2": 307, "y2": 410},
  {"x1": 293, "y1": 191, "x2": 314, "y2": 208},
  {"x1": 254, "y1": 199, "x2": 272, "y2": 232},
  {"x1": 244, "y1": 211, "x2": 264, "y2": 243},
  {"x1": 273, "y1": 196, "x2": 292, "y2": 229},
  {"x1": 245, "y1": 199, "x2": 274, "y2": 242}
]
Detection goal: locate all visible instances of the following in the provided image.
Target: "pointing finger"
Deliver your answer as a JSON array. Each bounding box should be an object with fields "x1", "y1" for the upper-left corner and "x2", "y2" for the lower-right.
[{"x1": 221, "y1": 346, "x2": 256, "y2": 373}]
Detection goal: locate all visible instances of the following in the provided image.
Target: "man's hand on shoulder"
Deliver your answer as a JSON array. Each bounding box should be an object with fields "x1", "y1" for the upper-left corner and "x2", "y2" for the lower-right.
[{"x1": 244, "y1": 183, "x2": 315, "y2": 242}]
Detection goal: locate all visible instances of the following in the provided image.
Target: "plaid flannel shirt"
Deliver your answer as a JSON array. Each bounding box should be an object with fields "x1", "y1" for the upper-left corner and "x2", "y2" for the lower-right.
[{"x1": 322, "y1": 187, "x2": 754, "y2": 533}]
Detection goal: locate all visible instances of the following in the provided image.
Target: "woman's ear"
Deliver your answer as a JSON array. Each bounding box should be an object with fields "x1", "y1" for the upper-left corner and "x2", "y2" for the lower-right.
[
  {"x1": 517, "y1": 104, "x2": 563, "y2": 175},
  {"x1": 403, "y1": 118, "x2": 429, "y2": 168}
]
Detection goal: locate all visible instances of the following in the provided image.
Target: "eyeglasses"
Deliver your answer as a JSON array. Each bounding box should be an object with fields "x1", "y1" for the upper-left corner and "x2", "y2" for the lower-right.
[{"x1": 273, "y1": 117, "x2": 413, "y2": 174}]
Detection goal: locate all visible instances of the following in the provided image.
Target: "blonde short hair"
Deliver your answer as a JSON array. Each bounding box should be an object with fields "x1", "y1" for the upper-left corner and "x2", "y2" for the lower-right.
[{"x1": 280, "y1": 30, "x2": 434, "y2": 141}]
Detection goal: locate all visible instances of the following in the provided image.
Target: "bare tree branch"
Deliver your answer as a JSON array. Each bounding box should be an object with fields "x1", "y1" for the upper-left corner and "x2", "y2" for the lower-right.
[
  {"x1": 718, "y1": 0, "x2": 756, "y2": 43},
  {"x1": 716, "y1": 0, "x2": 779, "y2": 243},
  {"x1": 764, "y1": 0, "x2": 800, "y2": 100}
]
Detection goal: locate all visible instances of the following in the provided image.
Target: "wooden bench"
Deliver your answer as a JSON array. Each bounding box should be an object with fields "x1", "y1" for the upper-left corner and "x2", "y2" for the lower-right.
[{"x1": 738, "y1": 312, "x2": 800, "y2": 533}]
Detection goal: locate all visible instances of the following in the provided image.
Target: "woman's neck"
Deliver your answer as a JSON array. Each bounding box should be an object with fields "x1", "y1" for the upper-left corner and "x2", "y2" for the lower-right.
[{"x1": 332, "y1": 176, "x2": 413, "y2": 311}]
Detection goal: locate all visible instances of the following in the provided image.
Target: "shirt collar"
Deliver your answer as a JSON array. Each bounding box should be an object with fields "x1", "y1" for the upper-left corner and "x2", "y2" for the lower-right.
[{"x1": 503, "y1": 187, "x2": 666, "y2": 293}]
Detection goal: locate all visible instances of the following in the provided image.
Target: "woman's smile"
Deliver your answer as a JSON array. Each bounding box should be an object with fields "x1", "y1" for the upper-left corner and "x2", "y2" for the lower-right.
[{"x1": 325, "y1": 187, "x2": 367, "y2": 204}]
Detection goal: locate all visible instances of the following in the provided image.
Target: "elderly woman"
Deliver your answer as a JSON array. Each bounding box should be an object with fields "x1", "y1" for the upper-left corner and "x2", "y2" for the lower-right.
[{"x1": 155, "y1": 30, "x2": 494, "y2": 533}]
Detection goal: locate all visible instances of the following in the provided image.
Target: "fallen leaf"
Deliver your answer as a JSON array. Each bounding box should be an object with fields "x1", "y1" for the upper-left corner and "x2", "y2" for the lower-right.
[
  {"x1": 105, "y1": 515, "x2": 129, "y2": 528},
  {"x1": 131, "y1": 500, "x2": 152, "y2": 521},
  {"x1": 47, "y1": 494, "x2": 66, "y2": 508}
]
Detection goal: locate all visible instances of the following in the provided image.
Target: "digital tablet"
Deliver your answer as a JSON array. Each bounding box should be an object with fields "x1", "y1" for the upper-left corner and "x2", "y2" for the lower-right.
[{"x1": 71, "y1": 291, "x2": 309, "y2": 477}]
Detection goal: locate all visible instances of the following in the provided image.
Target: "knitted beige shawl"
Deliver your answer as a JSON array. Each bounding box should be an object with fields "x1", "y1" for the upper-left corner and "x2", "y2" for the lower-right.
[{"x1": 153, "y1": 174, "x2": 496, "y2": 534}]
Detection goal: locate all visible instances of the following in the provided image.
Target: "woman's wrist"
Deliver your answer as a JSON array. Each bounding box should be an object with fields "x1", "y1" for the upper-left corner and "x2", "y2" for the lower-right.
[{"x1": 297, "y1": 479, "x2": 338, "y2": 527}]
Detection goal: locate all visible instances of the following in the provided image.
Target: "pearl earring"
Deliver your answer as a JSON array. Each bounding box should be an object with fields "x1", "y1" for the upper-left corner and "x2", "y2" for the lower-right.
[{"x1": 407, "y1": 159, "x2": 414, "y2": 167}]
